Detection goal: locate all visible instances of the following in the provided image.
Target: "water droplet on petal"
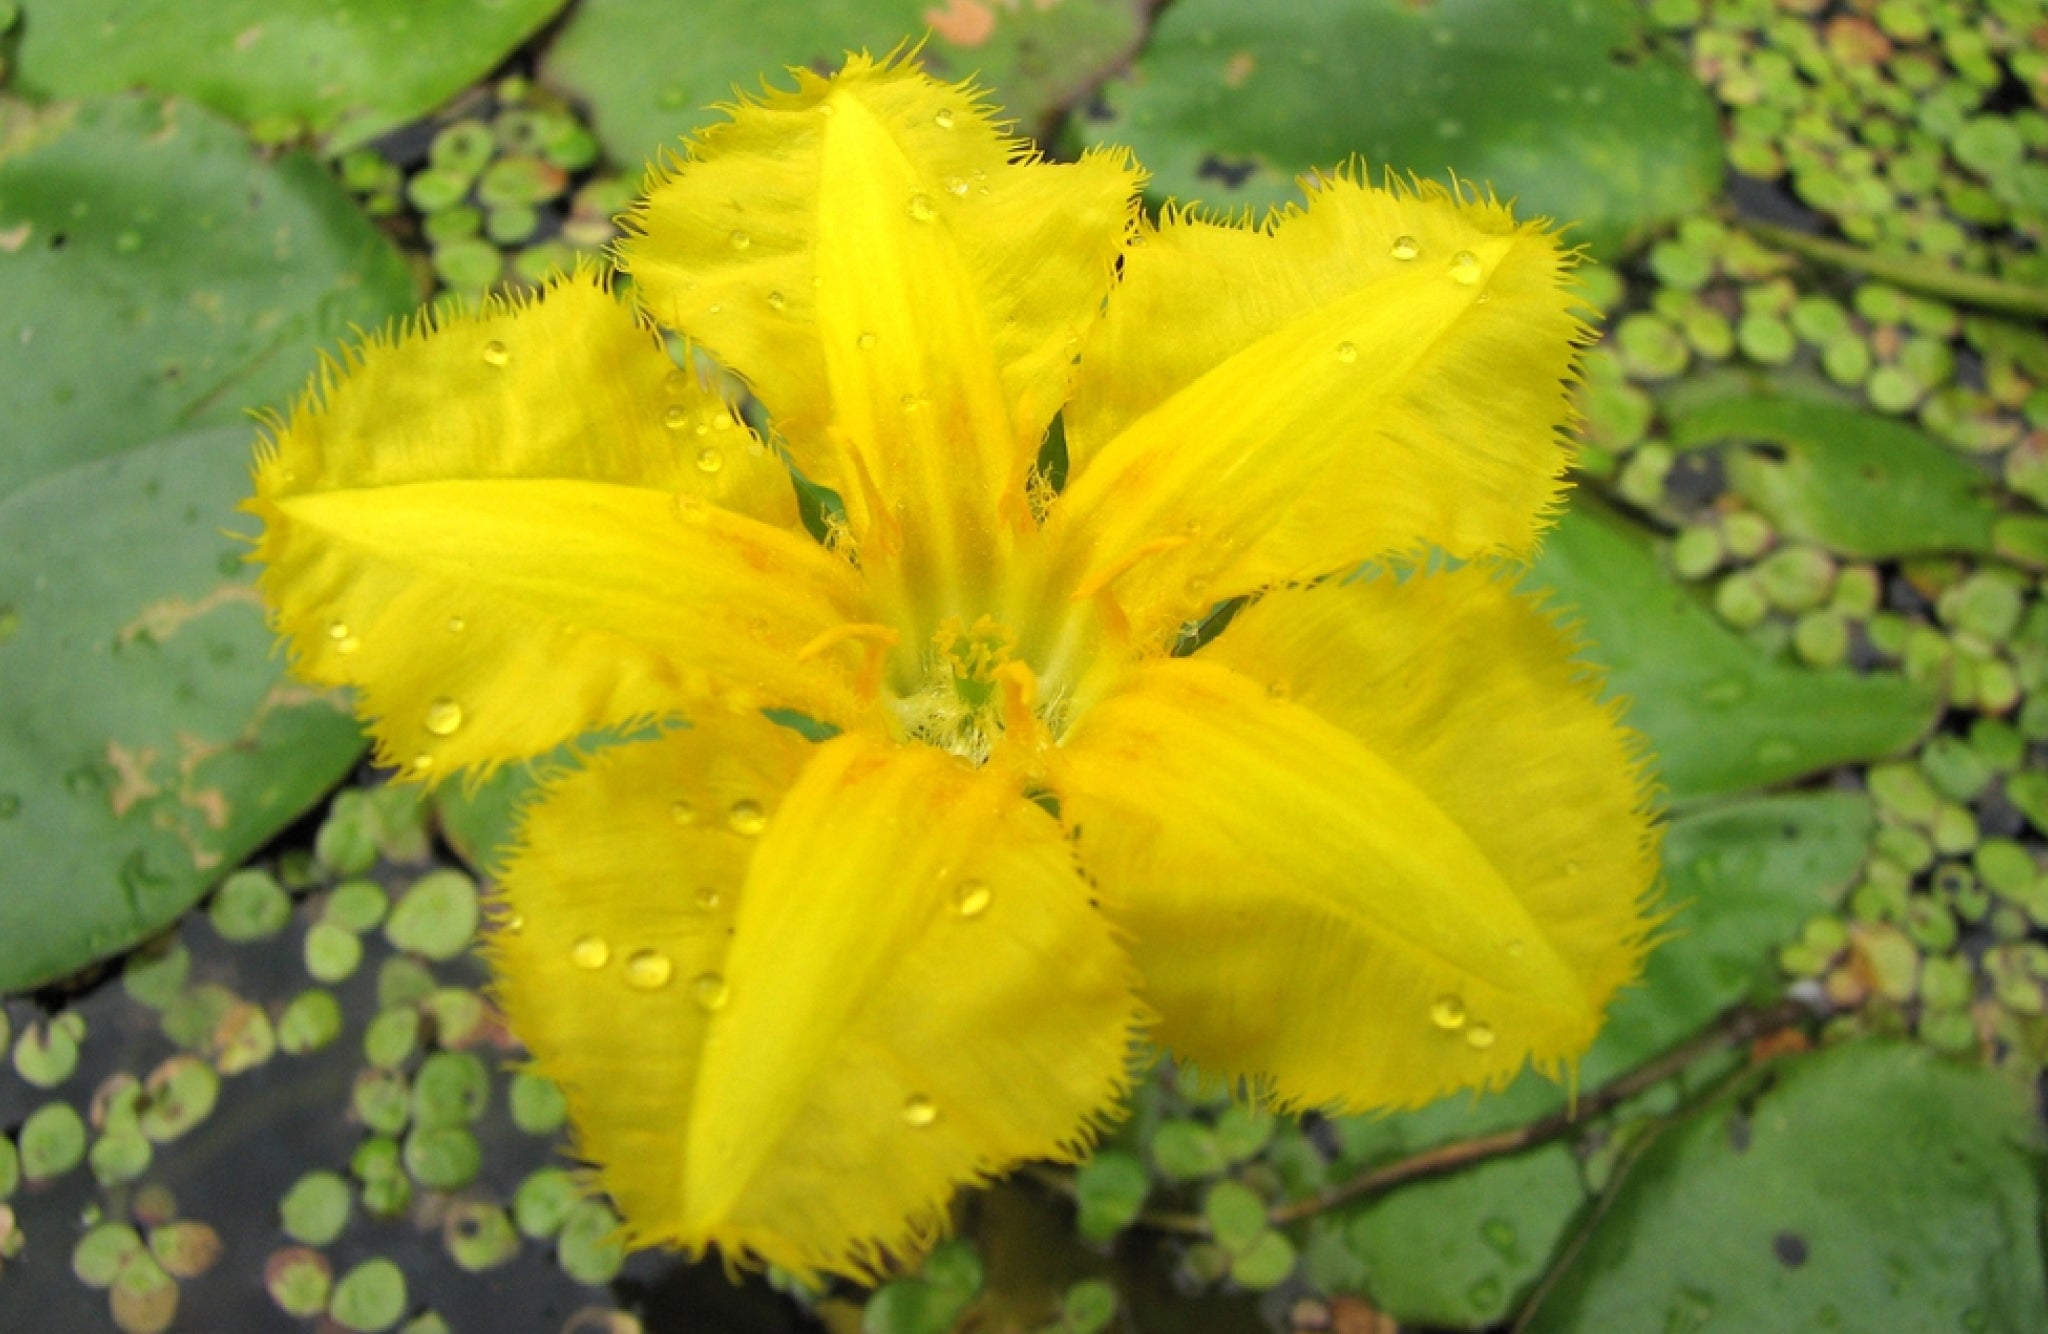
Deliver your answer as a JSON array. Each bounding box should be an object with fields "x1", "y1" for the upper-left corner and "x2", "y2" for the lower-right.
[
  {"x1": 727, "y1": 800, "x2": 767, "y2": 836},
  {"x1": 1430, "y1": 994, "x2": 1467, "y2": 1030},
  {"x1": 410, "y1": 753, "x2": 434, "y2": 774},
  {"x1": 335, "y1": 635, "x2": 361, "y2": 656},
  {"x1": 945, "y1": 176, "x2": 970, "y2": 197},
  {"x1": 1336, "y1": 341, "x2": 1358, "y2": 363},
  {"x1": 1390, "y1": 235, "x2": 1420, "y2": 261},
  {"x1": 1506, "y1": 938, "x2": 1526, "y2": 957},
  {"x1": 1465, "y1": 1022, "x2": 1497, "y2": 1050},
  {"x1": 327, "y1": 620, "x2": 352, "y2": 641},
  {"x1": 951, "y1": 880, "x2": 991, "y2": 918},
  {"x1": 1449, "y1": 251, "x2": 1482, "y2": 285},
  {"x1": 695, "y1": 447, "x2": 724, "y2": 474},
  {"x1": 502, "y1": 912, "x2": 524, "y2": 934},
  {"x1": 571, "y1": 935, "x2": 609, "y2": 970},
  {"x1": 728, "y1": 229, "x2": 751, "y2": 251},
  {"x1": 857, "y1": 330, "x2": 877, "y2": 349},
  {"x1": 695, "y1": 886, "x2": 722, "y2": 911},
  {"x1": 481, "y1": 340, "x2": 509, "y2": 366},
  {"x1": 446, "y1": 616, "x2": 465, "y2": 634},
  {"x1": 669, "y1": 800, "x2": 696, "y2": 826},
  {"x1": 625, "y1": 949, "x2": 673, "y2": 990},
  {"x1": 766, "y1": 290, "x2": 787, "y2": 311},
  {"x1": 663, "y1": 406, "x2": 690, "y2": 430},
  {"x1": 934, "y1": 108, "x2": 956, "y2": 129},
  {"x1": 902, "y1": 1094, "x2": 937, "y2": 1127},
  {"x1": 907, "y1": 193, "x2": 936, "y2": 222},
  {"x1": 691, "y1": 972, "x2": 730, "y2": 1011},
  {"x1": 424, "y1": 698, "x2": 464, "y2": 736}
]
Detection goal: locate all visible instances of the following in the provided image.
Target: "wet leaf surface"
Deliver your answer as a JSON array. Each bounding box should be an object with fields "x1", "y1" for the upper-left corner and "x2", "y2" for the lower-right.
[
  {"x1": 0, "y1": 95, "x2": 415, "y2": 497},
  {"x1": 12, "y1": 0, "x2": 569, "y2": 148},
  {"x1": 542, "y1": 0, "x2": 1149, "y2": 167},
  {"x1": 1525, "y1": 1042, "x2": 2048, "y2": 1334},
  {"x1": 1072, "y1": 0, "x2": 1721, "y2": 256},
  {"x1": 1533, "y1": 496, "x2": 1942, "y2": 804},
  {"x1": 0, "y1": 429, "x2": 362, "y2": 991}
]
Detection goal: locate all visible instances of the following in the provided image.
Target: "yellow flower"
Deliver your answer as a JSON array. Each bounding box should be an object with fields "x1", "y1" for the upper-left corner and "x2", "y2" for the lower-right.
[{"x1": 245, "y1": 54, "x2": 1657, "y2": 1281}]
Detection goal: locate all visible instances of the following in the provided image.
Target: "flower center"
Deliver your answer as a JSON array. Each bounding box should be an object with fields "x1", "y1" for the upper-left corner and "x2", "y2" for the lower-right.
[{"x1": 887, "y1": 613, "x2": 1039, "y2": 761}]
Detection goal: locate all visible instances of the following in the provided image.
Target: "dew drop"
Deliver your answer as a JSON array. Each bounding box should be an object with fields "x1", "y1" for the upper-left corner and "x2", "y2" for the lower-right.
[
  {"x1": 1430, "y1": 993, "x2": 1468, "y2": 1031},
  {"x1": 691, "y1": 972, "x2": 730, "y2": 1011},
  {"x1": 907, "y1": 193, "x2": 936, "y2": 222},
  {"x1": 1449, "y1": 250, "x2": 1482, "y2": 285},
  {"x1": 1506, "y1": 938, "x2": 1527, "y2": 957},
  {"x1": 902, "y1": 1094, "x2": 938, "y2": 1127},
  {"x1": 695, "y1": 447, "x2": 724, "y2": 474},
  {"x1": 695, "y1": 886, "x2": 722, "y2": 911},
  {"x1": 1465, "y1": 1022, "x2": 1497, "y2": 1050},
  {"x1": 663, "y1": 405, "x2": 690, "y2": 431},
  {"x1": 727, "y1": 799, "x2": 767, "y2": 836},
  {"x1": 334, "y1": 635, "x2": 361, "y2": 656},
  {"x1": 945, "y1": 176, "x2": 970, "y2": 197},
  {"x1": 424, "y1": 698, "x2": 464, "y2": 736},
  {"x1": 710, "y1": 414, "x2": 733, "y2": 432},
  {"x1": 766, "y1": 290, "x2": 787, "y2": 311},
  {"x1": 411, "y1": 753, "x2": 434, "y2": 774},
  {"x1": 481, "y1": 340, "x2": 510, "y2": 366},
  {"x1": 728, "y1": 229, "x2": 751, "y2": 251},
  {"x1": 671, "y1": 492, "x2": 707, "y2": 523},
  {"x1": 502, "y1": 912, "x2": 524, "y2": 935},
  {"x1": 857, "y1": 330, "x2": 877, "y2": 349},
  {"x1": 1390, "y1": 235, "x2": 1420, "y2": 261},
  {"x1": 625, "y1": 949, "x2": 674, "y2": 990},
  {"x1": 327, "y1": 620, "x2": 352, "y2": 641},
  {"x1": 446, "y1": 616, "x2": 466, "y2": 634},
  {"x1": 934, "y1": 108, "x2": 956, "y2": 129},
  {"x1": 571, "y1": 935, "x2": 609, "y2": 970},
  {"x1": 669, "y1": 800, "x2": 696, "y2": 826},
  {"x1": 951, "y1": 880, "x2": 992, "y2": 918},
  {"x1": 1335, "y1": 341, "x2": 1358, "y2": 364}
]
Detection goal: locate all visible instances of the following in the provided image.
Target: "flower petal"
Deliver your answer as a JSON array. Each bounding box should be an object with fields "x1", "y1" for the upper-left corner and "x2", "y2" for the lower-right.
[
  {"x1": 498, "y1": 724, "x2": 1142, "y2": 1280},
  {"x1": 1054, "y1": 571, "x2": 1657, "y2": 1111},
  {"x1": 1046, "y1": 176, "x2": 1589, "y2": 647},
  {"x1": 621, "y1": 53, "x2": 1140, "y2": 615},
  {"x1": 246, "y1": 270, "x2": 873, "y2": 781}
]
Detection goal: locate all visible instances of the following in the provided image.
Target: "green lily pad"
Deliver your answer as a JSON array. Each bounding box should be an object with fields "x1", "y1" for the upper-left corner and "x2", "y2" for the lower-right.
[
  {"x1": 542, "y1": 0, "x2": 1149, "y2": 169},
  {"x1": 13, "y1": 1, "x2": 568, "y2": 148},
  {"x1": 1073, "y1": 0, "x2": 1721, "y2": 257},
  {"x1": 1665, "y1": 385, "x2": 1999, "y2": 558},
  {"x1": 1525, "y1": 1042, "x2": 2048, "y2": 1334},
  {"x1": 1320, "y1": 792, "x2": 1871, "y2": 1325},
  {"x1": 1533, "y1": 497, "x2": 1940, "y2": 804},
  {"x1": 0, "y1": 95, "x2": 415, "y2": 497}
]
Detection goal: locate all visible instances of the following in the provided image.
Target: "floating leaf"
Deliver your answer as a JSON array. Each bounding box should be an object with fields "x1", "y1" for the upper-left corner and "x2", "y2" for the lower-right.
[
  {"x1": 0, "y1": 95, "x2": 414, "y2": 497},
  {"x1": 1526, "y1": 1042, "x2": 2048, "y2": 1334},
  {"x1": 1073, "y1": 0, "x2": 1720, "y2": 257},
  {"x1": 13, "y1": 1, "x2": 569, "y2": 148},
  {"x1": 1665, "y1": 383, "x2": 1999, "y2": 558},
  {"x1": 1533, "y1": 497, "x2": 1939, "y2": 804},
  {"x1": 542, "y1": 0, "x2": 1149, "y2": 169}
]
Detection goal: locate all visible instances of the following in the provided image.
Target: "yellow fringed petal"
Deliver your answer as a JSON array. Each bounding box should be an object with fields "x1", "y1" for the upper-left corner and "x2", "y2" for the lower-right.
[
  {"x1": 621, "y1": 53, "x2": 1140, "y2": 617},
  {"x1": 680, "y1": 732, "x2": 1138, "y2": 1279},
  {"x1": 488, "y1": 714, "x2": 814, "y2": 1253},
  {"x1": 246, "y1": 270, "x2": 874, "y2": 780},
  {"x1": 1054, "y1": 573, "x2": 1658, "y2": 1109},
  {"x1": 1046, "y1": 175, "x2": 1589, "y2": 648}
]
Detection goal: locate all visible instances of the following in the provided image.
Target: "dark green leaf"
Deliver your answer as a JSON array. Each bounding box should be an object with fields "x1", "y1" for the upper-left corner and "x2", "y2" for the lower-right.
[
  {"x1": 0, "y1": 430, "x2": 361, "y2": 993},
  {"x1": 1073, "y1": 0, "x2": 1721, "y2": 257},
  {"x1": 0, "y1": 95, "x2": 416, "y2": 498},
  {"x1": 1526, "y1": 1042, "x2": 2048, "y2": 1334},
  {"x1": 1533, "y1": 497, "x2": 1940, "y2": 804},
  {"x1": 543, "y1": 0, "x2": 1148, "y2": 168},
  {"x1": 14, "y1": 1, "x2": 568, "y2": 147}
]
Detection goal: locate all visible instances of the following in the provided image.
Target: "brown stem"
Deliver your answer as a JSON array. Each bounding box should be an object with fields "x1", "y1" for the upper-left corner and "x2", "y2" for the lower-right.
[{"x1": 1026, "y1": 1000, "x2": 1809, "y2": 1239}]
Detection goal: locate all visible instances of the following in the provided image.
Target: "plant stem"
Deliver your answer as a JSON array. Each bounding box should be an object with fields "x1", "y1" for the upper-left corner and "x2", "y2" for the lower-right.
[{"x1": 1743, "y1": 222, "x2": 2048, "y2": 320}]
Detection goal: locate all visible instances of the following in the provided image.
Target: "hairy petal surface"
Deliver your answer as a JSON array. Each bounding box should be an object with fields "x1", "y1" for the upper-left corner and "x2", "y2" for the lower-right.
[
  {"x1": 1055, "y1": 581, "x2": 1657, "y2": 1110},
  {"x1": 491, "y1": 715, "x2": 814, "y2": 1258},
  {"x1": 246, "y1": 271, "x2": 871, "y2": 780},
  {"x1": 1047, "y1": 177, "x2": 1588, "y2": 647},
  {"x1": 505, "y1": 728, "x2": 1142, "y2": 1279},
  {"x1": 622, "y1": 53, "x2": 1139, "y2": 620}
]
